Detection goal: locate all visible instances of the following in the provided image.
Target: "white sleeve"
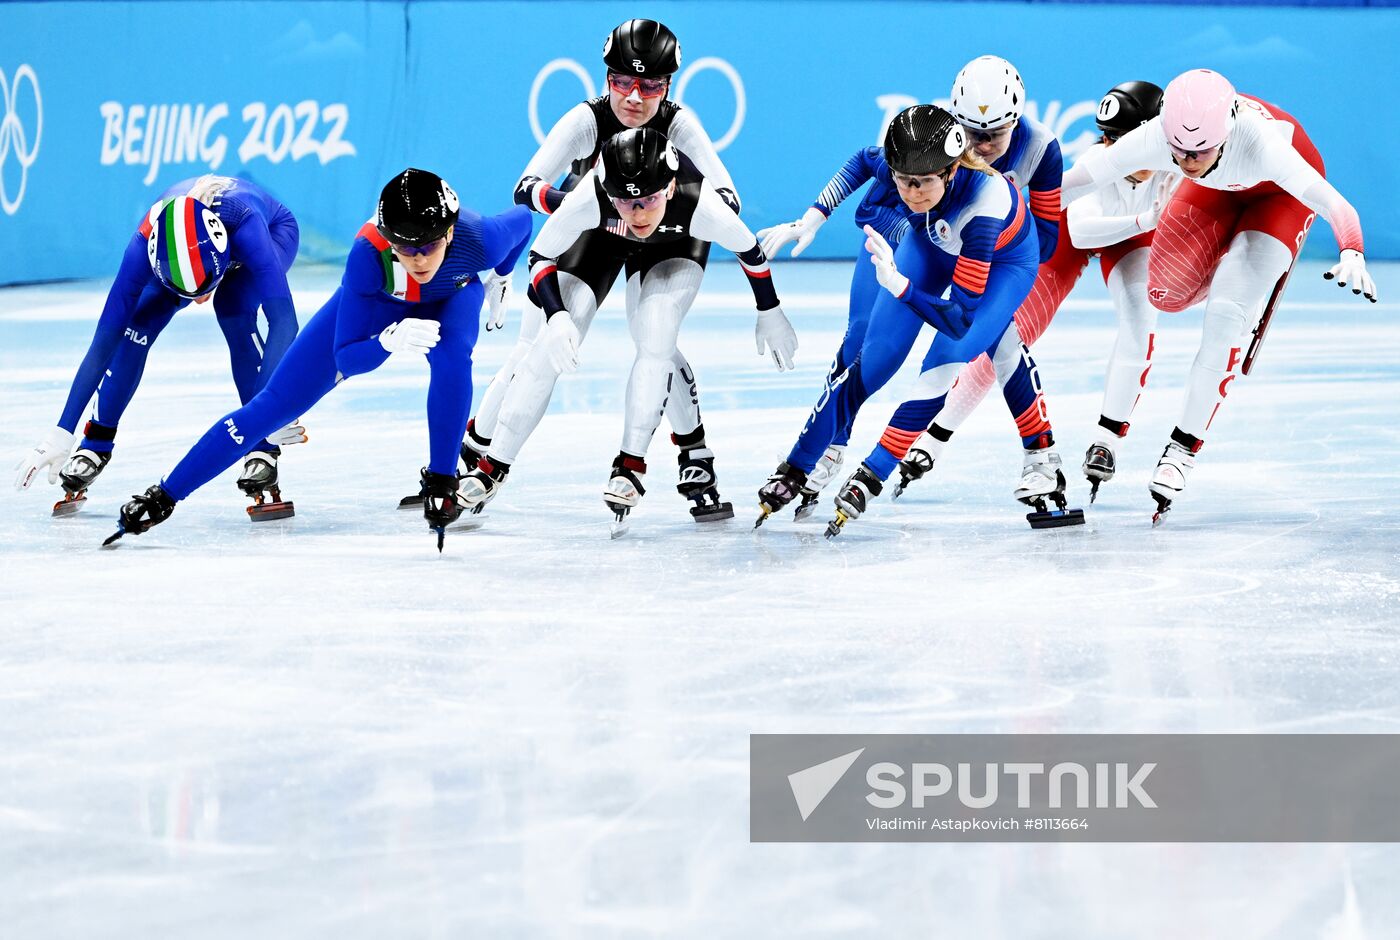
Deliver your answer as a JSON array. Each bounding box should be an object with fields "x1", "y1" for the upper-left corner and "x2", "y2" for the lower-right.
[
  {"x1": 688, "y1": 182, "x2": 757, "y2": 253},
  {"x1": 1067, "y1": 189, "x2": 1141, "y2": 249},
  {"x1": 1061, "y1": 119, "x2": 1174, "y2": 204},
  {"x1": 518, "y1": 103, "x2": 598, "y2": 185},
  {"x1": 669, "y1": 109, "x2": 735, "y2": 193},
  {"x1": 531, "y1": 174, "x2": 603, "y2": 259}
]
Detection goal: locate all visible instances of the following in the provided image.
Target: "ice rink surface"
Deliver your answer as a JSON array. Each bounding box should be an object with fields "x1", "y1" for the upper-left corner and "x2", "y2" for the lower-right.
[{"x1": 1, "y1": 258, "x2": 1397, "y2": 937}]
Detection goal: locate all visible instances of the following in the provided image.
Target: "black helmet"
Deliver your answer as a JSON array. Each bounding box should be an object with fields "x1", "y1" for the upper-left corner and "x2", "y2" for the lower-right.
[
  {"x1": 884, "y1": 105, "x2": 967, "y2": 176},
  {"x1": 603, "y1": 19, "x2": 681, "y2": 77},
  {"x1": 599, "y1": 128, "x2": 679, "y2": 199},
  {"x1": 1096, "y1": 80, "x2": 1164, "y2": 138},
  {"x1": 376, "y1": 168, "x2": 459, "y2": 246}
]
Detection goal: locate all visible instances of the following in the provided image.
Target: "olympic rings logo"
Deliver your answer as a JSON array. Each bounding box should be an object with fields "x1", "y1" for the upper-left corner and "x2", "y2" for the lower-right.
[
  {"x1": 0, "y1": 65, "x2": 42, "y2": 216},
  {"x1": 529, "y1": 57, "x2": 746, "y2": 152}
]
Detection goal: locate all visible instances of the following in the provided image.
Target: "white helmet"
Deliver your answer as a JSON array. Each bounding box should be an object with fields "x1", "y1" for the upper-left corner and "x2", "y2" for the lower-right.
[{"x1": 949, "y1": 55, "x2": 1025, "y2": 130}]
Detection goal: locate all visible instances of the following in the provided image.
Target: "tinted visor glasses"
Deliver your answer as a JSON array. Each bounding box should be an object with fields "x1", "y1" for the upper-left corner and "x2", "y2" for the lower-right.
[
  {"x1": 390, "y1": 236, "x2": 446, "y2": 257},
  {"x1": 610, "y1": 189, "x2": 668, "y2": 213},
  {"x1": 607, "y1": 72, "x2": 670, "y2": 99}
]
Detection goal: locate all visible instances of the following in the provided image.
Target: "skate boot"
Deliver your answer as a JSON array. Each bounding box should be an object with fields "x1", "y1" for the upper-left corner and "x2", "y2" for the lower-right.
[
  {"x1": 794, "y1": 445, "x2": 844, "y2": 521},
  {"x1": 825, "y1": 464, "x2": 883, "y2": 539},
  {"x1": 1015, "y1": 446, "x2": 1085, "y2": 529},
  {"x1": 755, "y1": 461, "x2": 808, "y2": 528},
  {"x1": 893, "y1": 426, "x2": 952, "y2": 500},
  {"x1": 420, "y1": 469, "x2": 466, "y2": 551},
  {"x1": 459, "y1": 456, "x2": 510, "y2": 515},
  {"x1": 1149, "y1": 430, "x2": 1200, "y2": 526},
  {"x1": 103, "y1": 484, "x2": 176, "y2": 545},
  {"x1": 674, "y1": 435, "x2": 734, "y2": 523},
  {"x1": 238, "y1": 450, "x2": 294, "y2": 521},
  {"x1": 53, "y1": 448, "x2": 113, "y2": 516},
  {"x1": 604, "y1": 453, "x2": 647, "y2": 539},
  {"x1": 1084, "y1": 418, "x2": 1129, "y2": 504},
  {"x1": 399, "y1": 423, "x2": 488, "y2": 509}
]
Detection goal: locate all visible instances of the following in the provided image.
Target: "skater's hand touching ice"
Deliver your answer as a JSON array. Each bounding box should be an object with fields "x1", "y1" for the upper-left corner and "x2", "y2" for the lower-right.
[
  {"x1": 379, "y1": 318, "x2": 440, "y2": 355},
  {"x1": 755, "y1": 305, "x2": 798, "y2": 372},
  {"x1": 757, "y1": 207, "x2": 827, "y2": 259},
  {"x1": 543, "y1": 313, "x2": 581, "y2": 374},
  {"x1": 13, "y1": 426, "x2": 73, "y2": 490},
  {"x1": 481, "y1": 270, "x2": 513, "y2": 331},
  {"x1": 864, "y1": 226, "x2": 910, "y2": 298},
  {"x1": 1325, "y1": 249, "x2": 1378, "y2": 303}
]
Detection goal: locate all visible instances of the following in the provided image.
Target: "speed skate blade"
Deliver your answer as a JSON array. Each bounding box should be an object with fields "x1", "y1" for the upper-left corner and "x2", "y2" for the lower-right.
[
  {"x1": 610, "y1": 520, "x2": 630, "y2": 540},
  {"x1": 793, "y1": 495, "x2": 821, "y2": 522},
  {"x1": 52, "y1": 494, "x2": 88, "y2": 517},
  {"x1": 248, "y1": 500, "x2": 295, "y2": 522},
  {"x1": 1026, "y1": 508, "x2": 1086, "y2": 530},
  {"x1": 690, "y1": 500, "x2": 734, "y2": 523},
  {"x1": 397, "y1": 494, "x2": 425, "y2": 510},
  {"x1": 447, "y1": 515, "x2": 486, "y2": 533}
]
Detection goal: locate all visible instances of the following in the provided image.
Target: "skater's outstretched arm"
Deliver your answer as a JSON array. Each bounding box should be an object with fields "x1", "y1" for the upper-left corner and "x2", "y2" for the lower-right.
[
  {"x1": 227, "y1": 210, "x2": 299, "y2": 388},
  {"x1": 514, "y1": 102, "x2": 598, "y2": 215},
  {"x1": 1026, "y1": 136, "x2": 1064, "y2": 261}
]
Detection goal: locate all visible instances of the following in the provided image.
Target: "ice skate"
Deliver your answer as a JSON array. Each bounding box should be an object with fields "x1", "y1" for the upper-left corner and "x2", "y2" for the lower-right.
[
  {"x1": 824, "y1": 464, "x2": 883, "y2": 539},
  {"x1": 892, "y1": 432, "x2": 947, "y2": 500},
  {"x1": 238, "y1": 451, "x2": 294, "y2": 521},
  {"x1": 1015, "y1": 447, "x2": 1085, "y2": 529},
  {"x1": 676, "y1": 442, "x2": 733, "y2": 523},
  {"x1": 1083, "y1": 441, "x2": 1117, "y2": 505},
  {"x1": 459, "y1": 455, "x2": 508, "y2": 516},
  {"x1": 794, "y1": 445, "x2": 843, "y2": 521},
  {"x1": 102, "y1": 483, "x2": 176, "y2": 546},
  {"x1": 605, "y1": 454, "x2": 647, "y2": 539},
  {"x1": 420, "y1": 469, "x2": 467, "y2": 551},
  {"x1": 53, "y1": 448, "x2": 112, "y2": 517},
  {"x1": 755, "y1": 461, "x2": 807, "y2": 528},
  {"x1": 399, "y1": 437, "x2": 484, "y2": 510},
  {"x1": 1149, "y1": 441, "x2": 1196, "y2": 526}
]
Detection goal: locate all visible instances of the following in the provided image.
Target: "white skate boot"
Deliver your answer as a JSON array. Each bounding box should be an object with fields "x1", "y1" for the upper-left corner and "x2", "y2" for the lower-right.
[
  {"x1": 893, "y1": 431, "x2": 948, "y2": 499},
  {"x1": 1015, "y1": 447, "x2": 1084, "y2": 529},
  {"x1": 1149, "y1": 441, "x2": 1196, "y2": 525},
  {"x1": 794, "y1": 445, "x2": 844, "y2": 521}
]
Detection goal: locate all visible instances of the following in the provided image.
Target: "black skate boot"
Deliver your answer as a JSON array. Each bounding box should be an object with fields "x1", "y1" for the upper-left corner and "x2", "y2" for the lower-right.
[
  {"x1": 238, "y1": 450, "x2": 294, "y2": 521},
  {"x1": 1083, "y1": 417, "x2": 1129, "y2": 504},
  {"x1": 459, "y1": 455, "x2": 510, "y2": 515},
  {"x1": 1015, "y1": 440, "x2": 1085, "y2": 529},
  {"x1": 421, "y1": 469, "x2": 466, "y2": 552},
  {"x1": 892, "y1": 423, "x2": 952, "y2": 500},
  {"x1": 103, "y1": 483, "x2": 176, "y2": 545},
  {"x1": 54, "y1": 420, "x2": 118, "y2": 516},
  {"x1": 673, "y1": 431, "x2": 733, "y2": 524},
  {"x1": 604, "y1": 453, "x2": 647, "y2": 539},
  {"x1": 825, "y1": 464, "x2": 884, "y2": 539},
  {"x1": 399, "y1": 421, "x2": 489, "y2": 510},
  {"x1": 755, "y1": 461, "x2": 808, "y2": 528},
  {"x1": 54, "y1": 449, "x2": 112, "y2": 516}
]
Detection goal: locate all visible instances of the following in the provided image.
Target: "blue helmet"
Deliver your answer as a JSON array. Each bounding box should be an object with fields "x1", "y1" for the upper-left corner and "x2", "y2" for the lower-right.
[{"x1": 145, "y1": 195, "x2": 231, "y2": 298}]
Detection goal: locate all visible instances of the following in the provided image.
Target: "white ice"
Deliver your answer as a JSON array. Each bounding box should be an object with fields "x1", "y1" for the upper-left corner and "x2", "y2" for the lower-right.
[{"x1": 1, "y1": 259, "x2": 1397, "y2": 937}]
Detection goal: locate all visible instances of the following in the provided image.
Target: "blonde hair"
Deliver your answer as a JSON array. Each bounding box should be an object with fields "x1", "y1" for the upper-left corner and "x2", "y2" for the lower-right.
[{"x1": 956, "y1": 151, "x2": 996, "y2": 176}]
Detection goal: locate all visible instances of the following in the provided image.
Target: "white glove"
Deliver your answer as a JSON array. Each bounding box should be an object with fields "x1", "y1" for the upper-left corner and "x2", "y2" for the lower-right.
[
  {"x1": 268, "y1": 421, "x2": 308, "y2": 446},
  {"x1": 14, "y1": 426, "x2": 74, "y2": 490},
  {"x1": 757, "y1": 206, "x2": 827, "y2": 259},
  {"x1": 1325, "y1": 249, "x2": 1378, "y2": 303},
  {"x1": 1136, "y1": 173, "x2": 1176, "y2": 233},
  {"x1": 543, "y1": 313, "x2": 581, "y2": 374},
  {"x1": 864, "y1": 225, "x2": 910, "y2": 298},
  {"x1": 755, "y1": 306, "x2": 798, "y2": 372},
  {"x1": 481, "y1": 270, "x2": 513, "y2": 332},
  {"x1": 379, "y1": 317, "x2": 440, "y2": 355}
]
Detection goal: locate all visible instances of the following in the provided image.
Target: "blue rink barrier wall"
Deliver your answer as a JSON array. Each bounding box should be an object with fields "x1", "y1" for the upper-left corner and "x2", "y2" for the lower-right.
[{"x1": 1, "y1": 0, "x2": 1397, "y2": 284}]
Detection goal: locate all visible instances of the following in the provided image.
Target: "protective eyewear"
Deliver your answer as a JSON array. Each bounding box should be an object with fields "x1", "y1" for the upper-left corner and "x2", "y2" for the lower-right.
[
  {"x1": 1168, "y1": 142, "x2": 1219, "y2": 162},
  {"x1": 607, "y1": 72, "x2": 670, "y2": 99},
  {"x1": 390, "y1": 237, "x2": 445, "y2": 258},
  {"x1": 892, "y1": 170, "x2": 950, "y2": 189},
  {"x1": 611, "y1": 190, "x2": 668, "y2": 212},
  {"x1": 966, "y1": 124, "x2": 1014, "y2": 145}
]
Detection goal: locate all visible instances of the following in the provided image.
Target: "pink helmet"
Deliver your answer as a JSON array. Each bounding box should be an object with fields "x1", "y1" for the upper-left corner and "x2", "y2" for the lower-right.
[{"x1": 1161, "y1": 69, "x2": 1237, "y2": 153}]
